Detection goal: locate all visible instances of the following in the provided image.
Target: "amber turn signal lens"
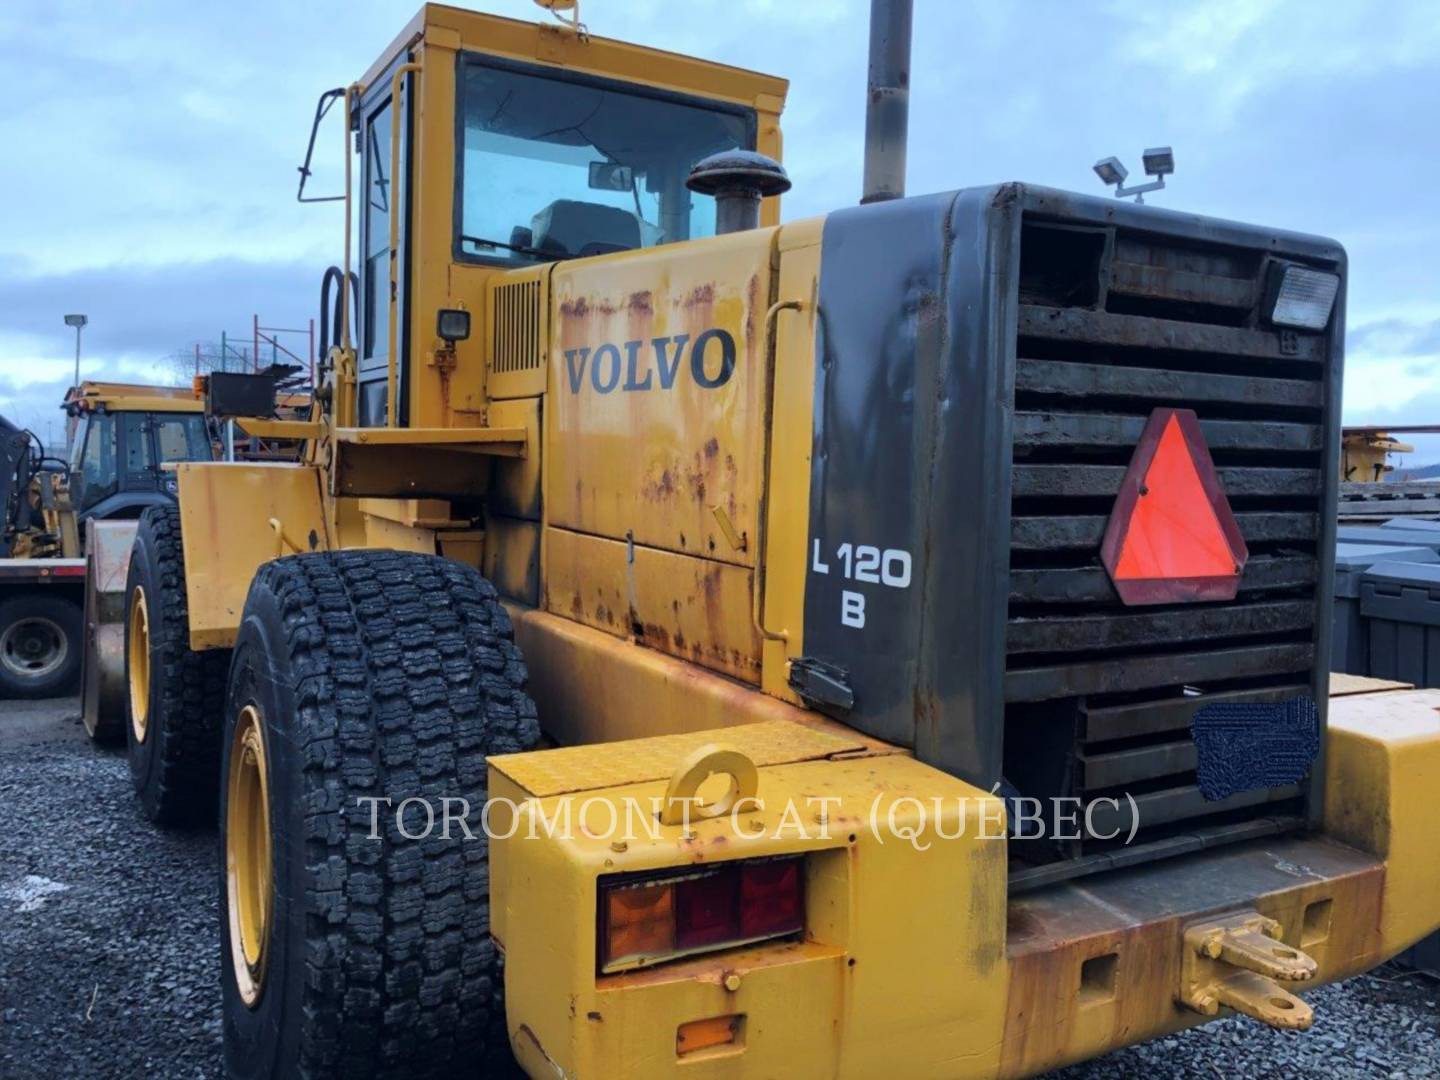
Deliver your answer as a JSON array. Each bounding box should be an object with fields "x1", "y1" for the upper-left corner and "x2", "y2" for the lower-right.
[
  {"x1": 604, "y1": 880, "x2": 675, "y2": 967},
  {"x1": 676, "y1": 1014, "x2": 745, "y2": 1057},
  {"x1": 599, "y1": 856, "x2": 805, "y2": 973}
]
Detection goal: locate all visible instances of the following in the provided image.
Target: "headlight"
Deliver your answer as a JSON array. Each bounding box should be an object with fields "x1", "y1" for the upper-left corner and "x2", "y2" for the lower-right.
[
  {"x1": 164, "y1": 477, "x2": 179, "y2": 496},
  {"x1": 1269, "y1": 264, "x2": 1339, "y2": 331},
  {"x1": 597, "y1": 855, "x2": 805, "y2": 974},
  {"x1": 435, "y1": 308, "x2": 471, "y2": 344}
]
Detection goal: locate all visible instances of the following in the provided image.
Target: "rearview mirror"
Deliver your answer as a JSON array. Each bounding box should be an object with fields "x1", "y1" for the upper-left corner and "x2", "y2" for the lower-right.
[
  {"x1": 589, "y1": 161, "x2": 633, "y2": 192},
  {"x1": 296, "y1": 88, "x2": 347, "y2": 204}
]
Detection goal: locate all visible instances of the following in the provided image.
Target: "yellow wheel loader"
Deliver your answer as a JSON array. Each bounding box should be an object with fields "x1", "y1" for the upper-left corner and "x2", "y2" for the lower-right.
[{"x1": 122, "y1": 2, "x2": 1440, "y2": 1077}]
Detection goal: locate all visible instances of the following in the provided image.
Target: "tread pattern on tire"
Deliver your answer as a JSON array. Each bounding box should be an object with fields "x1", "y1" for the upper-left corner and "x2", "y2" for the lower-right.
[
  {"x1": 135, "y1": 504, "x2": 230, "y2": 823},
  {"x1": 254, "y1": 549, "x2": 539, "y2": 1078}
]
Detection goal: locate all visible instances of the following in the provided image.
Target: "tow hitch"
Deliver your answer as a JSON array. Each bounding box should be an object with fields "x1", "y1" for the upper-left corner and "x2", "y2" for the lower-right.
[{"x1": 1178, "y1": 911, "x2": 1319, "y2": 1031}]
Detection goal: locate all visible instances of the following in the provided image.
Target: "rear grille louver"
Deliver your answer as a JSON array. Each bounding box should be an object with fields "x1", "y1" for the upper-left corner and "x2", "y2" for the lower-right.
[
  {"x1": 1005, "y1": 220, "x2": 1333, "y2": 885},
  {"x1": 492, "y1": 279, "x2": 543, "y2": 373}
]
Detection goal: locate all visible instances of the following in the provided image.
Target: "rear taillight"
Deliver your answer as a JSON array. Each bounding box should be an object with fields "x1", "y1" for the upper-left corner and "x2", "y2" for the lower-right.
[
  {"x1": 604, "y1": 879, "x2": 675, "y2": 963},
  {"x1": 598, "y1": 856, "x2": 805, "y2": 973},
  {"x1": 676, "y1": 870, "x2": 738, "y2": 950},
  {"x1": 739, "y1": 858, "x2": 802, "y2": 938}
]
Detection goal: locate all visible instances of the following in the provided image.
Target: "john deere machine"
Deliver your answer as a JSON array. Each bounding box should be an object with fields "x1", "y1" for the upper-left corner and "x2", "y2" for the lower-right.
[
  {"x1": 1, "y1": 381, "x2": 213, "y2": 703},
  {"x1": 114, "y1": 2, "x2": 1440, "y2": 1077}
]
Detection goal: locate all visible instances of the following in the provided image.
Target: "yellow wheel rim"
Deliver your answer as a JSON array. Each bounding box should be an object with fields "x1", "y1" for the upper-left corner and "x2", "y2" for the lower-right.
[
  {"x1": 127, "y1": 586, "x2": 150, "y2": 744},
  {"x1": 226, "y1": 704, "x2": 273, "y2": 1008}
]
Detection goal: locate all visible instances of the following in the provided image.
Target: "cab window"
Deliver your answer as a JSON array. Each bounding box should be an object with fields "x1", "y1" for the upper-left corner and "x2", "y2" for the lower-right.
[
  {"x1": 455, "y1": 58, "x2": 755, "y2": 266},
  {"x1": 68, "y1": 415, "x2": 89, "y2": 473},
  {"x1": 153, "y1": 414, "x2": 213, "y2": 463},
  {"x1": 121, "y1": 412, "x2": 155, "y2": 487},
  {"x1": 363, "y1": 101, "x2": 392, "y2": 366},
  {"x1": 74, "y1": 412, "x2": 116, "y2": 511}
]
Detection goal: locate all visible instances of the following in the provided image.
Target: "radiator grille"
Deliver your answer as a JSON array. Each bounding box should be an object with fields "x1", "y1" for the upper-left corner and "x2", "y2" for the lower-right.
[
  {"x1": 1004, "y1": 219, "x2": 1332, "y2": 878},
  {"x1": 492, "y1": 280, "x2": 542, "y2": 373}
]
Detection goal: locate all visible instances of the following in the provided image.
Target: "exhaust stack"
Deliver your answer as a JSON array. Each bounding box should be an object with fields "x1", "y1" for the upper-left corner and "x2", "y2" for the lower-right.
[{"x1": 862, "y1": 0, "x2": 913, "y2": 204}]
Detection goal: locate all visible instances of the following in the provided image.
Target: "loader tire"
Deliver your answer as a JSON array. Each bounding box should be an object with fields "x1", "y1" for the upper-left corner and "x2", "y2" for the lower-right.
[
  {"x1": 125, "y1": 505, "x2": 231, "y2": 826},
  {"x1": 220, "y1": 550, "x2": 540, "y2": 1079},
  {"x1": 0, "y1": 592, "x2": 82, "y2": 699}
]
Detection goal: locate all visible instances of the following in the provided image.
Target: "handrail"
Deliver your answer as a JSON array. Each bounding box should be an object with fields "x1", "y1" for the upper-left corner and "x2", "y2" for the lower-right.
[
  {"x1": 340, "y1": 84, "x2": 361, "y2": 358},
  {"x1": 387, "y1": 62, "x2": 422, "y2": 428}
]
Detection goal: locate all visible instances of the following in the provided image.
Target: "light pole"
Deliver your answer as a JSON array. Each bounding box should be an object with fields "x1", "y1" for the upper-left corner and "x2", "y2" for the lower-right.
[{"x1": 63, "y1": 314, "x2": 88, "y2": 386}]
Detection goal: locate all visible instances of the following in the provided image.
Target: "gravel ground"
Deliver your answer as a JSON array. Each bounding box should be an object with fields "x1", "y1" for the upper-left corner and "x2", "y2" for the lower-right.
[
  {"x1": 0, "y1": 698, "x2": 219, "y2": 1079},
  {"x1": 1, "y1": 697, "x2": 1436, "y2": 1079}
]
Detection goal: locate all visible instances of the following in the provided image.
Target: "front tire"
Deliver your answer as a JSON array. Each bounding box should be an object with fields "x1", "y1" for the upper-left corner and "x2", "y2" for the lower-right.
[
  {"x1": 220, "y1": 550, "x2": 539, "y2": 1079},
  {"x1": 125, "y1": 505, "x2": 231, "y2": 825}
]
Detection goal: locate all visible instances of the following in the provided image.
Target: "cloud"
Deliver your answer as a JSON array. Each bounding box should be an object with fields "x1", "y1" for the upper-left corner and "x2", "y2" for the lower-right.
[
  {"x1": 0, "y1": 259, "x2": 317, "y2": 357},
  {"x1": 0, "y1": 258, "x2": 317, "y2": 436},
  {"x1": 1342, "y1": 316, "x2": 1440, "y2": 436},
  {"x1": 1122, "y1": 0, "x2": 1284, "y2": 76},
  {"x1": 3, "y1": 0, "x2": 1440, "y2": 463},
  {"x1": 1349, "y1": 318, "x2": 1440, "y2": 359}
]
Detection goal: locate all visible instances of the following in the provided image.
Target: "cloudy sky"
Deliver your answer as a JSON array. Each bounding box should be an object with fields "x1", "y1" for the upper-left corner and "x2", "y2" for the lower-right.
[{"x1": 2, "y1": 0, "x2": 1437, "y2": 456}]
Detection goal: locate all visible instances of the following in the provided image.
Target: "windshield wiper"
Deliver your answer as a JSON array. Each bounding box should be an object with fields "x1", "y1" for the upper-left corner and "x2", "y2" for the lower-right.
[{"x1": 459, "y1": 234, "x2": 569, "y2": 261}]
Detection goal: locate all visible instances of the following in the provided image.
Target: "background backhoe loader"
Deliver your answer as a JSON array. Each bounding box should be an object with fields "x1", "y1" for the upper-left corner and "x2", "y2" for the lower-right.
[{"x1": 1, "y1": 381, "x2": 213, "y2": 707}]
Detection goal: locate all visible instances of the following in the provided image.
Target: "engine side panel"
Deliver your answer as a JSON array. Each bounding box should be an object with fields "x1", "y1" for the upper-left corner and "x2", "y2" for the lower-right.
[
  {"x1": 799, "y1": 190, "x2": 1015, "y2": 785},
  {"x1": 547, "y1": 230, "x2": 775, "y2": 568}
]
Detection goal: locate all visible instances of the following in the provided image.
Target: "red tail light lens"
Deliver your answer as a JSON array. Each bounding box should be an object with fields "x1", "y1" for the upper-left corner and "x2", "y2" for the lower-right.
[
  {"x1": 598, "y1": 856, "x2": 805, "y2": 973},
  {"x1": 676, "y1": 871, "x2": 740, "y2": 950},
  {"x1": 739, "y1": 858, "x2": 803, "y2": 938}
]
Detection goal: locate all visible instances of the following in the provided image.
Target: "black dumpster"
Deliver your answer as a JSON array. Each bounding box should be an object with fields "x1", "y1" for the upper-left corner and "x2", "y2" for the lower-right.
[{"x1": 1332, "y1": 543, "x2": 1439, "y2": 676}]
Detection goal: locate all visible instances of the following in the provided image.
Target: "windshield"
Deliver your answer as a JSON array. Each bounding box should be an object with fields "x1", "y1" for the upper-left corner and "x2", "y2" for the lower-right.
[{"x1": 456, "y1": 58, "x2": 755, "y2": 266}]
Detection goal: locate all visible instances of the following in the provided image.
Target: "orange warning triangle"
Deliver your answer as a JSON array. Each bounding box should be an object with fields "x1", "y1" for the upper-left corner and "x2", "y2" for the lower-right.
[
  {"x1": 1100, "y1": 407, "x2": 1248, "y2": 606},
  {"x1": 1114, "y1": 414, "x2": 1237, "y2": 581}
]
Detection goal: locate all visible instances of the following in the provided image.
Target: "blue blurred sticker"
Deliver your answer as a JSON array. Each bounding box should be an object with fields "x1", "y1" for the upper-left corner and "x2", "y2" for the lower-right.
[{"x1": 1191, "y1": 696, "x2": 1319, "y2": 802}]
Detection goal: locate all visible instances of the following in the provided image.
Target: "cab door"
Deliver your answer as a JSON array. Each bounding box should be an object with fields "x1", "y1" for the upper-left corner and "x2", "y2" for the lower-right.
[
  {"x1": 355, "y1": 59, "x2": 414, "y2": 427},
  {"x1": 70, "y1": 411, "x2": 116, "y2": 515}
]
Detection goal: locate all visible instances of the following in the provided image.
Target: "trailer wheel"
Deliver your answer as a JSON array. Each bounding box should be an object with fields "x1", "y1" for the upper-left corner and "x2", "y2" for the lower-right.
[
  {"x1": 125, "y1": 505, "x2": 231, "y2": 825},
  {"x1": 221, "y1": 549, "x2": 539, "y2": 1079},
  {"x1": 0, "y1": 593, "x2": 82, "y2": 698}
]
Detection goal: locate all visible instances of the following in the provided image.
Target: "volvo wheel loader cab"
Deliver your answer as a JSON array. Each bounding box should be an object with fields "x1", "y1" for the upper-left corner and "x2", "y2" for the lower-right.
[{"x1": 123, "y1": 2, "x2": 1440, "y2": 1077}]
